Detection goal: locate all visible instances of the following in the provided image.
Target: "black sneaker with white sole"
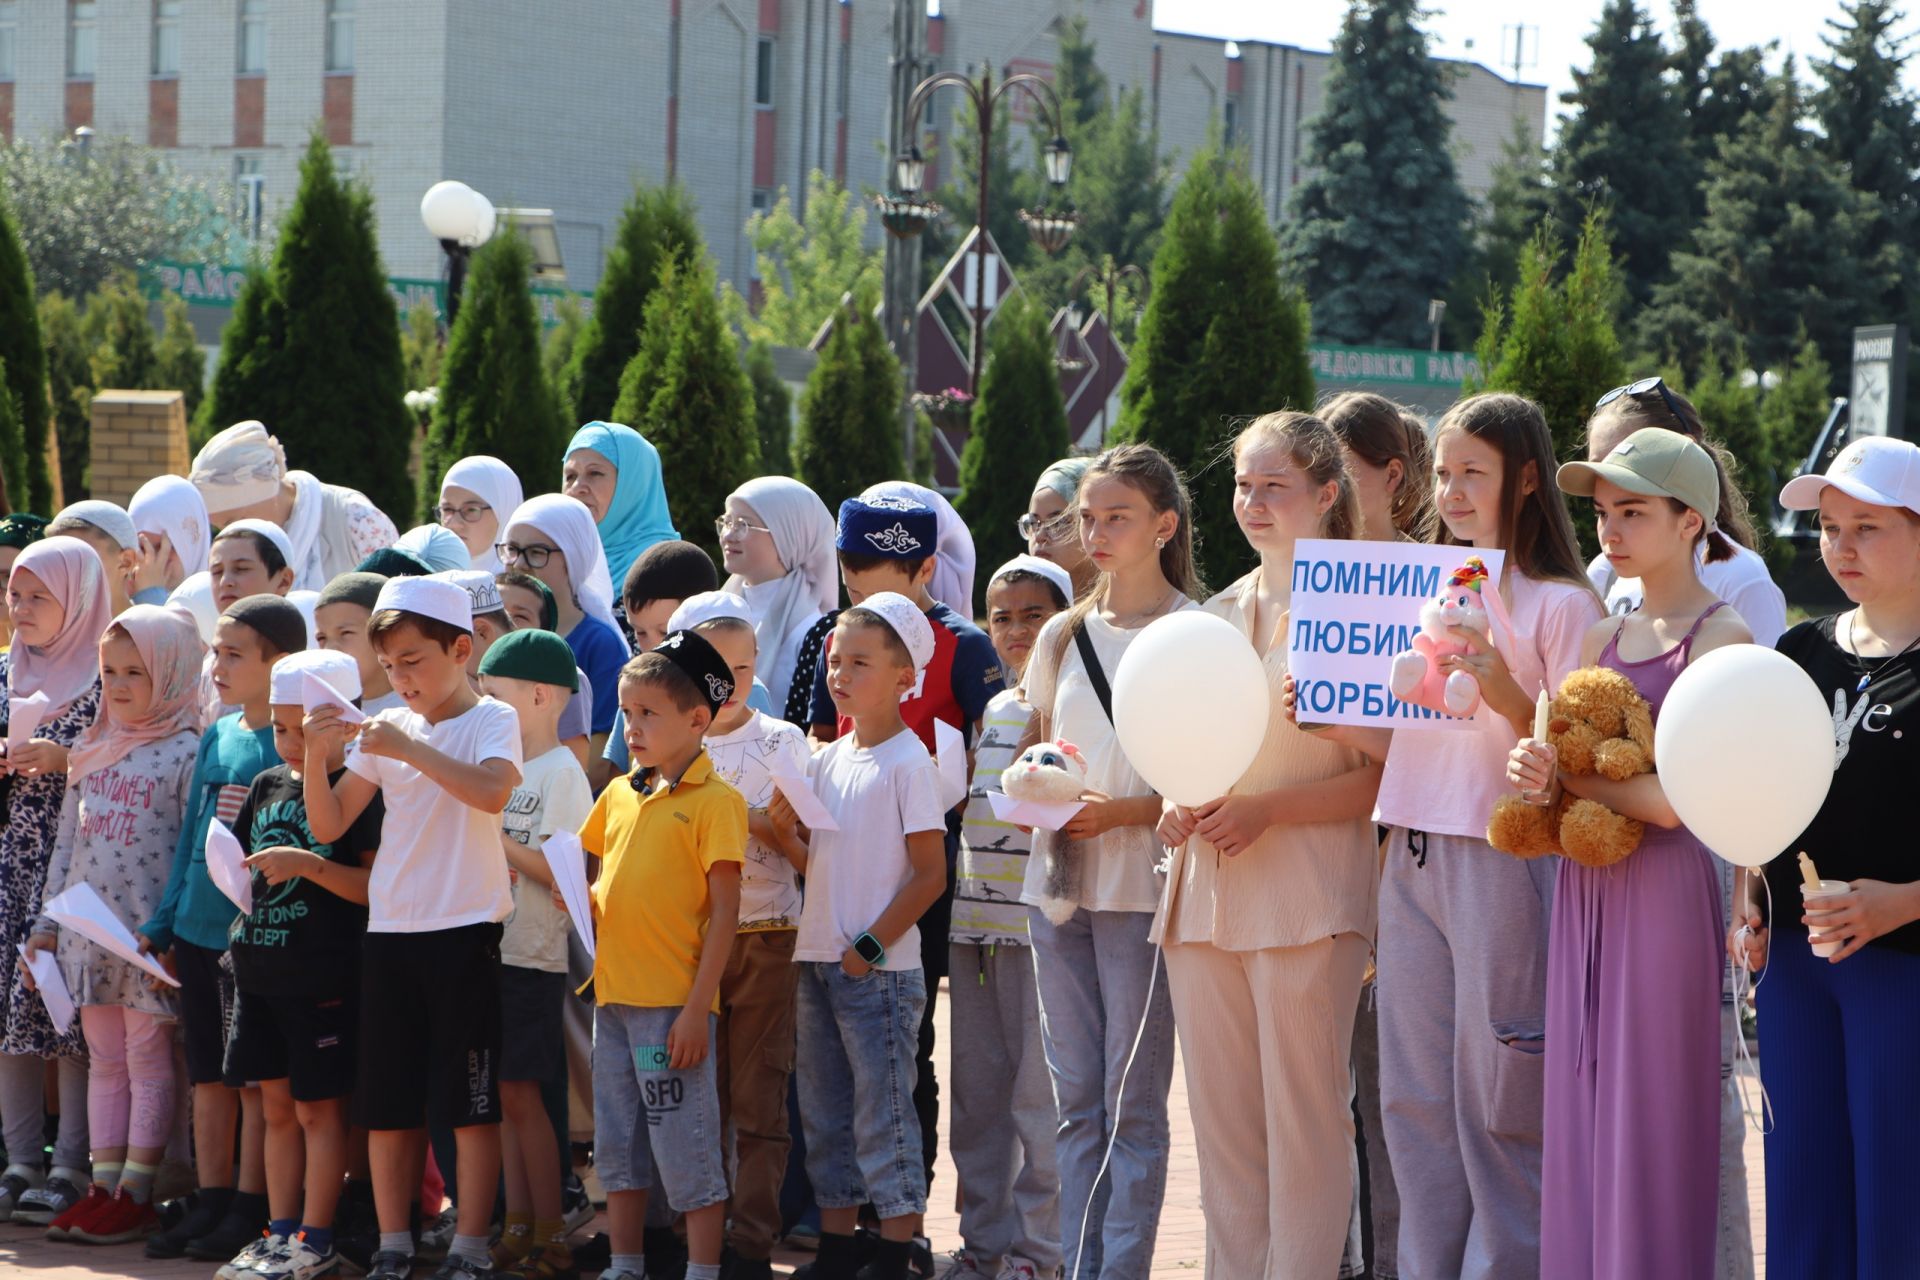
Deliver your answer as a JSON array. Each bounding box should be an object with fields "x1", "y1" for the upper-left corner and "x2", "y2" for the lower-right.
[{"x1": 366, "y1": 1249, "x2": 416, "y2": 1280}]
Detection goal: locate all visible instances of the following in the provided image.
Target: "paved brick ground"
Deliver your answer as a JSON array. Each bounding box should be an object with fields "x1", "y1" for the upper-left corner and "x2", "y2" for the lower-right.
[{"x1": 0, "y1": 985, "x2": 1771, "y2": 1279}]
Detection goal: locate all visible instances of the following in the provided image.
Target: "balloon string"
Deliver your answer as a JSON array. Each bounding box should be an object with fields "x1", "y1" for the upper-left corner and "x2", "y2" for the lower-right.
[{"x1": 1730, "y1": 865, "x2": 1774, "y2": 1136}]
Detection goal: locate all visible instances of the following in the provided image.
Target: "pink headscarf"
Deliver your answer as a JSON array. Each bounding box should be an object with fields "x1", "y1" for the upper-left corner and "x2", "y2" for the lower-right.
[
  {"x1": 7, "y1": 536, "x2": 113, "y2": 716},
  {"x1": 67, "y1": 605, "x2": 206, "y2": 785}
]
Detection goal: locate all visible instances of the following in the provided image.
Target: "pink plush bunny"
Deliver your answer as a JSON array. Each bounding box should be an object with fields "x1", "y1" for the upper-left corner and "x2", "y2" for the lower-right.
[{"x1": 1389, "y1": 557, "x2": 1511, "y2": 717}]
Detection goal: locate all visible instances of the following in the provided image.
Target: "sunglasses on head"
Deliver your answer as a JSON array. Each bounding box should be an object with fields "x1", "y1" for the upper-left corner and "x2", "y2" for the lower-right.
[{"x1": 1595, "y1": 376, "x2": 1690, "y2": 436}]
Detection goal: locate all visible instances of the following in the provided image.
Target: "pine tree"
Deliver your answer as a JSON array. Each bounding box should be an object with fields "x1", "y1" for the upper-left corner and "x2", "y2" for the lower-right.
[
  {"x1": 198, "y1": 133, "x2": 413, "y2": 517},
  {"x1": 1666, "y1": 352, "x2": 1771, "y2": 534},
  {"x1": 1473, "y1": 119, "x2": 1553, "y2": 315},
  {"x1": 957, "y1": 295, "x2": 1071, "y2": 600},
  {"x1": 39, "y1": 293, "x2": 93, "y2": 499},
  {"x1": 746, "y1": 339, "x2": 792, "y2": 475},
  {"x1": 0, "y1": 188, "x2": 50, "y2": 513},
  {"x1": 563, "y1": 182, "x2": 701, "y2": 423},
  {"x1": 1758, "y1": 337, "x2": 1836, "y2": 485},
  {"x1": 611, "y1": 252, "x2": 759, "y2": 564},
  {"x1": 1637, "y1": 65, "x2": 1899, "y2": 382},
  {"x1": 542, "y1": 294, "x2": 588, "y2": 402},
  {"x1": 1550, "y1": 1, "x2": 1693, "y2": 307},
  {"x1": 418, "y1": 229, "x2": 566, "y2": 521},
  {"x1": 795, "y1": 295, "x2": 903, "y2": 510},
  {"x1": 86, "y1": 273, "x2": 161, "y2": 392},
  {"x1": 1670, "y1": 0, "x2": 1776, "y2": 210},
  {"x1": 155, "y1": 294, "x2": 206, "y2": 420},
  {"x1": 1279, "y1": 0, "x2": 1470, "y2": 347},
  {"x1": 1114, "y1": 149, "x2": 1313, "y2": 587}
]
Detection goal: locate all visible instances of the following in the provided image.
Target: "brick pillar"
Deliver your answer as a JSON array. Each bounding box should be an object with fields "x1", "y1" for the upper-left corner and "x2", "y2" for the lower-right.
[{"x1": 87, "y1": 390, "x2": 191, "y2": 507}]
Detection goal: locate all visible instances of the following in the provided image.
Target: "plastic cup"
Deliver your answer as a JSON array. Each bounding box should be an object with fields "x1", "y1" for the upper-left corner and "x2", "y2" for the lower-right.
[{"x1": 1803, "y1": 880, "x2": 1850, "y2": 958}]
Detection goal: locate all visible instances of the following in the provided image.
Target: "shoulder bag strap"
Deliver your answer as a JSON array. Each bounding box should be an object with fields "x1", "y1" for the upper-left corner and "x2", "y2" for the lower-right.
[{"x1": 1073, "y1": 622, "x2": 1115, "y2": 726}]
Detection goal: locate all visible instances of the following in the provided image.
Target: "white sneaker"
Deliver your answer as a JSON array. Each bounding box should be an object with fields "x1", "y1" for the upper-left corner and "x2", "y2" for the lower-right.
[
  {"x1": 995, "y1": 1257, "x2": 1044, "y2": 1280},
  {"x1": 937, "y1": 1249, "x2": 994, "y2": 1279},
  {"x1": 418, "y1": 1206, "x2": 458, "y2": 1259},
  {"x1": 0, "y1": 1164, "x2": 43, "y2": 1219},
  {"x1": 257, "y1": 1234, "x2": 341, "y2": 1280},
  {"x1": 218, "y1": 1233, "x2": 290, "y2": 1280}
]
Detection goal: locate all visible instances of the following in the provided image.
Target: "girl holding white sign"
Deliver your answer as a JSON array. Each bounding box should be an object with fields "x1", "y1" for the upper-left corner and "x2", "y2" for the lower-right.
[{"x1": 1152, "y1": 411, "x2": 1384, "y2": 1277}]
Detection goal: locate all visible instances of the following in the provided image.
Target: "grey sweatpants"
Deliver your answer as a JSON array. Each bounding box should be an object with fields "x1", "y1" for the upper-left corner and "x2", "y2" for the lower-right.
[
  {"x1": 0, "y1": 1051, "x2": 87, "y2": 1174},
  {"x1": 1375, "y1": 829, "x2": 1554, "y2": 1280},
  {"x1": 949, "y1": 941, "x2": 1060, "y2": 1271}
]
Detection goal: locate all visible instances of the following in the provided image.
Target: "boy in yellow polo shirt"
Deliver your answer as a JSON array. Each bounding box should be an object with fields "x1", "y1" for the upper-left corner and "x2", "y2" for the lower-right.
[{"x1": 580, "y1": 630, "x2": 745, "y2": 1280}]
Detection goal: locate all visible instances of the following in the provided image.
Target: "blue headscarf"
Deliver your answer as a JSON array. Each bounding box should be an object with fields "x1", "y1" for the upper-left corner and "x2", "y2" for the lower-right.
[{"x1": 564, "y1": 422, "x2": 678, "y2": 585}]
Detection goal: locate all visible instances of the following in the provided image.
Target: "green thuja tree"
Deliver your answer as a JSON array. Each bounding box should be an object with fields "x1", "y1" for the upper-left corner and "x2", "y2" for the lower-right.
[
  {"x1": 612, "y1": 252, "x2": 759, "y2": 564},
  {"x1": 1114, "y1": 148, "x2": 1312, "y2": 587},
  {"x1": 196, "y1": 249, "x2": 274, "y2": 449},
  {"x1": 0, "y1": 359, "x2": 20, "y2": 514},
  {"x1": 563, "y1": 182, "x2": 701, "y2": 422},
  {"x1": 0, "y1": 188, "x2": 50, "y2": 512},
  {"x1": 40, "y1": 293, "x2": 93, "y2": 498},
  {"x1": 1759, "y1": 337, "x2": 1836, "y2": 486},
  {"x1": 795, "y1": 296, "x2": 903, "y2": 510},
  {"x1": 199, "y1": 132, "x2": 412, "y2": 515},
  {"x1": 418, "y1": 229, "x2": 566, "y2": 520},
  {"x1": 86, "y1": 273, "x2": 161, "y2": 392},
  {"x1": 957, "y1": 295, "x2": 1071, "y2": 601},
  {"x1": 746, "y1": 339, "x2": 792, "y2": 475},
  {"x1": 155, "y1": 294, "x2": 206, "y2": 420}
]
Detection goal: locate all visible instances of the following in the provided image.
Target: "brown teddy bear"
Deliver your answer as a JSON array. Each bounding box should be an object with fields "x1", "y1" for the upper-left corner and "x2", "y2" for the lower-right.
[{"x1": 1487, "y1": 665, "x2": 1655, "y2": 868}]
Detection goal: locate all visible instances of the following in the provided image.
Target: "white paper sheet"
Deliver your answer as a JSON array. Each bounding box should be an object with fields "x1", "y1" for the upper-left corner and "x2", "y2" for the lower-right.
[
  {"x1": 934, "y1": 719, "x2": 968, "y2": 811},
  {"x1": 6, "y1": 690, "x2": 51, "y2": 750},
  {"x1": 16, "y1": 943, "x2": 74, "y2": 1034},
  {"x1": 985, "y1": 789, "x2": 1087, "y2": 832},
  {"x1": 302, "y1": 672, "x2": 366, "y2": 724},
  {"x1": 540, "y1": 831, "x2": 596, "y2": 960},
  {"x1": 769, "y1": 760, "x2": 840, "y2": 832},
  {"x1": 203, "y1": 817, "x2": 253, "y2": 916},
  {"x1": 41, "y1": 883, "x2": 180, "y2": 987}
]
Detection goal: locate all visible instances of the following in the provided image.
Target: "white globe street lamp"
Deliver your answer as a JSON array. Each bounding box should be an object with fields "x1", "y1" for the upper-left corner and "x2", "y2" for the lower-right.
[{"x1": 420, "y1": 181, "x2": 496, "y2": 327}]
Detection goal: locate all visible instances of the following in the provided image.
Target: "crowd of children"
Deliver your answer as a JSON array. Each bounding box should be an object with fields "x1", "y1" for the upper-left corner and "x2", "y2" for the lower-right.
[{"x1": 0, "y1": 386, "x2": 1915, "y2": 1280}]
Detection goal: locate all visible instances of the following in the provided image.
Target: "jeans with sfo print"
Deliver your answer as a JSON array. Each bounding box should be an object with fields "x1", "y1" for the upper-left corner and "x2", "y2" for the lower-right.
[{"x1": 591, "y1": 1003, "x2": 728, "y2": 1211}]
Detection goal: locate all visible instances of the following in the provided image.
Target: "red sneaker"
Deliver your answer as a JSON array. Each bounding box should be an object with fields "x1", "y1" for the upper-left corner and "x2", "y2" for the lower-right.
[
  {"x1": 69, "y1": 1187, "x2": 159, "y2": 1245},
  {"x1": 46, "y1": 1183, "x2": 112, "y2": 1241}
]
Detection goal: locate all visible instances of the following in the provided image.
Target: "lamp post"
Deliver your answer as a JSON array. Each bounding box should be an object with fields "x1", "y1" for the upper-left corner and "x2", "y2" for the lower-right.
[
  {"x1": 884, "y1": 66, "x2": 1075, "y2": 397},
  {"x1": 419, "y1": 180, "x2": 497, "y2": 329}
]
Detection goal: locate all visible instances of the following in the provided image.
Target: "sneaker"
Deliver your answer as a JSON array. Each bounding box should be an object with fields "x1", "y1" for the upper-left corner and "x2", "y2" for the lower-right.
[
  {"x1": 719, "y1": 1249, "x2": 773, "y2": 1280},
  {"x1": 561, "y1": 1174, "x2": 595, "y2": 1235},
  {"x1": 993, "y1": 1259, "x2": 1041, "y2": 1280},
  {"x1": 432, "y1": 1254, "x2": 498, "y2": 1280},
  {"x1": 333, "y1": 1182, "x2": 379, "y2": 1272},
  {"x1": 0, "y1": 1164, "x2": 42, "y2": 1219},
  {"x1": 17, "y1": 1169, "x2": 87, "y2": 1227},
  {"x1": 936, "y1": 1250, "x2": 993, "y2": 1280},
  {"x1": 910, "y1": 1235, "x2": 936, "y2": 1280},
  {"x1": 42, "y1": 1181, "x2": 109, "y2": 1239},
  {"x1": 192, "y1": 1208, "x2": 278, "y2": 1261},
  {"x1": 69, "y1": 1186, "x2": 161, "y2": 1245},
  {"x1": 418, "y1": 1206, "x2": 459, "y2": 1260},
  {"x1": 595, "y1": 1271, "x2": 641, "y2": 1280},
  {"x1": 366, "y1": 1247, "x2": 416, "y2": 1280},
  {"x1": 149, "y1": 1188, "x2": 232, "y2": 1258},
  {"x1": 218, "y1": 1233, "x2": 291, "y2": 1280},
  {"x1": 642, "y1": 1225, "x2": 686, "y2": 1280},
  {"x1": 260, "y1": 1234, "x2": 344, "y2": 1280},
  {"x1": 504, "y1": 1242, "x2": 575, "y2": 1280}
]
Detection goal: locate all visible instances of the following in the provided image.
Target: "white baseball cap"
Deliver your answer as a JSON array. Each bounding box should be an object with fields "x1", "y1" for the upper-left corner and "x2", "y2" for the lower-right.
[
  {"x1": 269, "y1": 648, "x2": 362, "y2": 706},
  {"x1": 853, "y1": 590, "x2": 935, "y2": 673},
  {"x1": 1779, "y1": 436, "x2": 1920, "y2": 517},
  {"x1": 373, "y1": 574, "x2": 473, "y2": 633}
]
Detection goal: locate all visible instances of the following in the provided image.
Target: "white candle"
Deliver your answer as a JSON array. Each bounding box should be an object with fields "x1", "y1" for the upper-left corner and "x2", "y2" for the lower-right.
[{"x1": 1533, "y1": 689, "x2": 1550, "y2": 742}]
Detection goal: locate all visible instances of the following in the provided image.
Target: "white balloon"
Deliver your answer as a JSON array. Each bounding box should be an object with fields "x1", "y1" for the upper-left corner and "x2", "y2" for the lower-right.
[
  {"x1": 1654, "y1": 643, "x2": 1834, "y2": 868},
  {"x1": 1111, "y1": 611, "x2": 1269, "y2": 808}
]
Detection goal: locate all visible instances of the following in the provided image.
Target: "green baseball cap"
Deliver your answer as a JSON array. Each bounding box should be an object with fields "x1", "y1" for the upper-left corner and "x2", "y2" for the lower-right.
[{"x1": 1557, "y1": 427, "x2": 1719, "y2": 520}]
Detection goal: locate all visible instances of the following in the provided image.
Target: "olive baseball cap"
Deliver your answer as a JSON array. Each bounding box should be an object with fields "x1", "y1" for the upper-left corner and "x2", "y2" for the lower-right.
[{"x1": 1557, "y1": 427, "x2": 1719, "y2": 520}]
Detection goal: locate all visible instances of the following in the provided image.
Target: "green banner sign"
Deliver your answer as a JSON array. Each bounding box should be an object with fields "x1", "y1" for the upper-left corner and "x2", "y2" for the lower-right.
[
  {"x1": 1309, "y1": 344, "x2": 1480, "y2": 391},
  {"x1": 142, "y1": 260, "x2": 592, "y2": 328}
]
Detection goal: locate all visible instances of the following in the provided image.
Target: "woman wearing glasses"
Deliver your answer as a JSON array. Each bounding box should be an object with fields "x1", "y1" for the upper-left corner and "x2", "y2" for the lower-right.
[
  {"x1": 717, "y1": 477, "x2": 838, "y2": 714},
  {"x1": 1023, "y1": 458, "x2": 1095, "y2": 598},
  {"x1": 436, "y1": 455, "x2": 524, "y2": 573}
]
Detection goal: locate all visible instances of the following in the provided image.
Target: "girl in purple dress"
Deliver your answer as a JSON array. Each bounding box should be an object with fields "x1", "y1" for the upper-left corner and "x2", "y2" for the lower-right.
[{"x1": 1509, "y1": 425, "x2": 1750, "y2": 1279}]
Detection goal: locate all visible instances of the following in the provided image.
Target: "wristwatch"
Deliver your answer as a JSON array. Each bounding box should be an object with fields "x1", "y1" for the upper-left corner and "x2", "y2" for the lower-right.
[{"x1": 852, "y1": 932, "x2": 886, "y2": 967}]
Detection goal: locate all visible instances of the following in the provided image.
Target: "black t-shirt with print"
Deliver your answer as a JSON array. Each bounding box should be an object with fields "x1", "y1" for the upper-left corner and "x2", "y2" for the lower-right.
[
  {"x1": 1764, "y1": 615, "x2": 1920, "y2": 953},
  {"x1": 227, "y1": 764, "x2": 383, "y2": 995}
]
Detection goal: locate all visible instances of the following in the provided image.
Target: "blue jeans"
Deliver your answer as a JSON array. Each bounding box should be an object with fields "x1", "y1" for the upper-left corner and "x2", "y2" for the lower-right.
[
  {"x1": 592, "y1": 1003, "x2": 728, "y2": 1211},
  {"x1": 1029, "y1": 907, "x2": 1175, "y2": 1280},
  {"x1": 794, "y1": 961, "x2": 927, "y2": 1220}
]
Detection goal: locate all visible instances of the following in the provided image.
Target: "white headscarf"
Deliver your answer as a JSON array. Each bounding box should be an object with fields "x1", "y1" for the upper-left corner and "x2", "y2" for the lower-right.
[
  {"x1": 722, "y1": 476, "x2": 837, "y2": 712},
  {"x1": 190, "y1": 420, "x2": 285, "y2": 510},
  {"x1": 129, "y1": 475, "x2": 211, "y2": 578},
  {"x1": 505, "y1": 494, "x2": 630, "y2": 656},
  {"x1": 395, "y1": 524, "x2": 472, "y2": 573},
  {"x1": 442, "y1": 455, "x2": 523, "y2": 573},
  {"x1": 862, "y1": 480, "x2": 976, "y2": 615}
]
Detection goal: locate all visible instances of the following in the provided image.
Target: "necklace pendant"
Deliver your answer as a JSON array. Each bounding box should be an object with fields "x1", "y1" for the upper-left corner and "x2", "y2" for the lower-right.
[{"x1": 1858, "y1": 674, "x2": 1872, "y2": 693}]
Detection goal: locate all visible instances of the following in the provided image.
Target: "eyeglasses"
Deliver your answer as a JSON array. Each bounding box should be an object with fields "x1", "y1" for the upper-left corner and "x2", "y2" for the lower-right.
[
  {"x1": 714, "y1": 516, "x2": 772, "y2": 538},
  {"x1": 1595, "y1": 377, "x2": 1690, "y2": 435},
  {"x1": 1016, "y1": 512, "x2": 1076, "y2": 541},
  {"x1": 435, "y1": 501, "x2": 493, "y2": 525},
  {"x1": 496, "y1": 542, "x2": 559, "y2": 569}
]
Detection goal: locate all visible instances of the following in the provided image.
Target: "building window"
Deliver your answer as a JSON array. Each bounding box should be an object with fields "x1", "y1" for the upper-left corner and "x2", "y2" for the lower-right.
[
  {"x1": 754, "y1": 36, "x2": 774, "y2": 108},
  {"x1": 234, "y1": 155, "x2": 265, "y2": 240},
  {"x1": 0, "y1": 2, "x2": 18, "y2": 81},
  {"x1": 68, "y1": 1, "x2": 97, "y2": 79},
  {"x1": 326, "y1": 0, "x2": 353, "y2": 73},
  {"x1": 153, "y1": 0, "x2": 181, "y2": 76},
  {"x1": 237, "y1": 0, "x2": 267, "y2": 74},
  {"x1": 1223, "y1": 98, "x2": 1237, "y2": 149}
]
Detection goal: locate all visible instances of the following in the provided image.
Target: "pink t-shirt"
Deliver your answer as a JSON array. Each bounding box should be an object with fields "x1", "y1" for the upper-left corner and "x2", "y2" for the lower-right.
[{"x1": 1374, "y1": 571, "x2": 1602, "y2": 841}]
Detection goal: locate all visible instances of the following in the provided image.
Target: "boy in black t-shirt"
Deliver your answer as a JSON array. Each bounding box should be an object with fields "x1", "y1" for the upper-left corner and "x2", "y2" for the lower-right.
[{"x1": 221, "y1": 650, "x2": 385, "y2": 1280}]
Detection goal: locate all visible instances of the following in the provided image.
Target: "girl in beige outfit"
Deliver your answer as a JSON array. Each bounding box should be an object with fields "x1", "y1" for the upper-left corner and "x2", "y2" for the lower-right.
[{"x1": 1154, "y1": 413, "x2": 1385, "y2": 1278}]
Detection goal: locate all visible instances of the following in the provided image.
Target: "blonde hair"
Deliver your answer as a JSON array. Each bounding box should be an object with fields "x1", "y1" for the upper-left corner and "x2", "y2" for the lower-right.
[{"x1": 1232, "y1": 411, "x2": 1361, "y2": 542}]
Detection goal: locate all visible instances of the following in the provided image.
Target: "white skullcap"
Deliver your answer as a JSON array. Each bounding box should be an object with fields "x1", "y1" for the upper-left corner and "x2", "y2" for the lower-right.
[
  {"x1": 989, "y1": 554, "x2": 1074, "y2": 606},
  {"x1": 853, "y1": 590, "x2": 935, "y2": 674},
  {"x1": 374, "y1": 574, "x2": 472, "y2": 633},
  {"x1": 217, "y1": 518, "x2": 296, "y2": 571},
  {"x1": 433, "y1": 569, "x2": 504, "y2": 617},
  {"x1": 668, "y1": 590, "x2": 754, "y2": 633},
  {"x1": 51, "y1": 500, "x2": 138, "y2": 552},
  {"x1": 270, "y1": 648, "x2": 362, "y2": 706}
]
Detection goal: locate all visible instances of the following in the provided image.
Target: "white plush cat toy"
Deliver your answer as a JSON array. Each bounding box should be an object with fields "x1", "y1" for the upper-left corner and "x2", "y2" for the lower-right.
[{"x1": 1004, "y1": 740, "x2": 1091, "y2": 924}]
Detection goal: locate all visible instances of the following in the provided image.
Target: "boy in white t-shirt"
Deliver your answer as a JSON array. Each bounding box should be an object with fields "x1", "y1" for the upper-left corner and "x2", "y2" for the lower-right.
[
  {"x1": 765, "y1": 593, "x2": 947, "y2": 1280},
  {"x1": 302, "y1": 574, "x2": 524, "y2": 1280},
  {"x1": 669, "y1": 593, "x2": 810, "y2": 1279},
  {"x1": 475, "y1": 629, "x2": 594, "y2": 1280}
]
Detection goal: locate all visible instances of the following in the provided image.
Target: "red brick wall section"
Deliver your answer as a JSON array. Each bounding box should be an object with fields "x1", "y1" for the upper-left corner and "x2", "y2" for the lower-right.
[
  {"x1": 149, "y1": 78, "x2": 178, "y2": 149},
  {"x1": 754, "y1": 109, "x2": 775, "y2": 187},
  {"x1": 324, "y1": 74, "x2": 353, "y2": 145},
  {"x1": 0, "y1": 83, "x2": 12, "y2": 142},
  {"x1": 234, "y1": 76, "x2": 264, "y2": 147},
  {"x1": 927, "y1": 15, "x2": 944, "y2": 55},
  {"x1": 758, "y1": 0, "x2": 779, "y2": 32},
  {"x1": 64, "y1": 80, "x2": 92, "y2": 133}
]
